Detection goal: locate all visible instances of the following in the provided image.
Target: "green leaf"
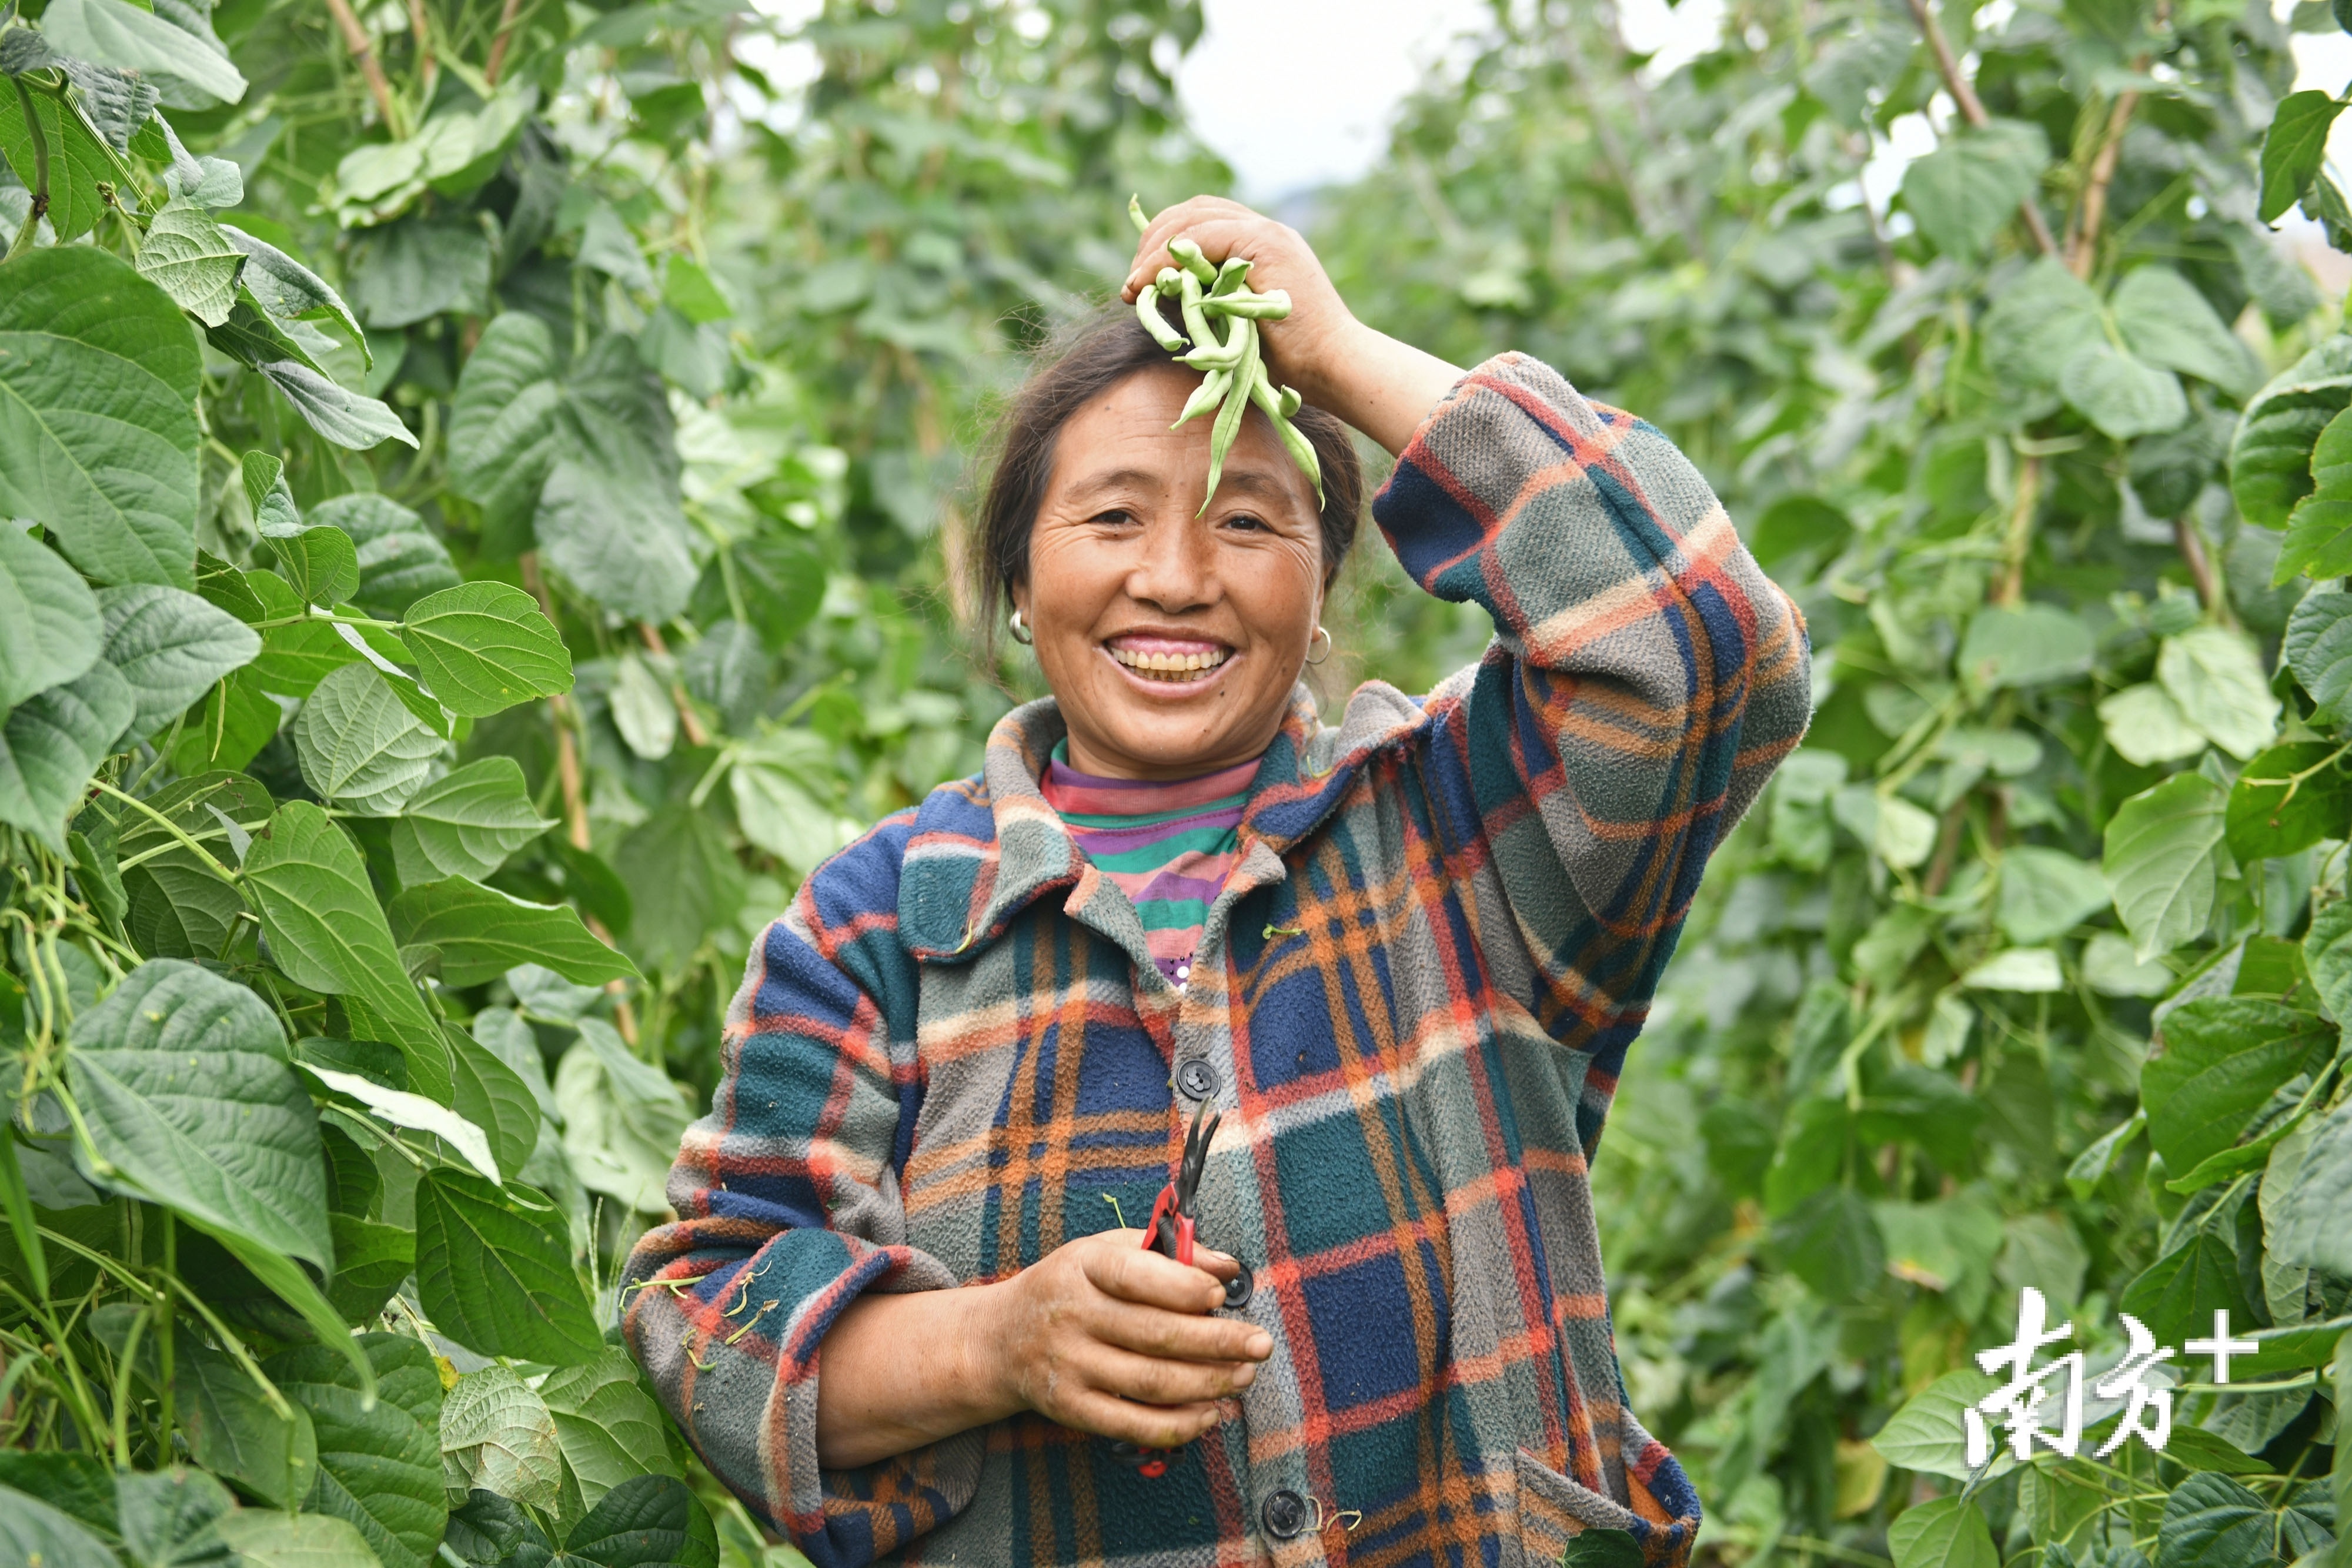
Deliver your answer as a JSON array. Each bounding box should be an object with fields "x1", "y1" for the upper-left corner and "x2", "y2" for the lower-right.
[
  {"x1": 2260, "y1": 89, "x2": 2347, "y2": 222},
  {"x1": 1957, "y1": 603, "x2": 2094, "y2": 690},
  {"x1": 2141, "y1": 998, "x2": 2333, "y2": 1175},
  {"x1": 540, "y1": 1350, "x2": 681, "y2": 1510},
  {"x1": 2269, "y1": 1100, "x2": 2352, "y2": 1274},
  {"x1": 2122, "y1": 1232, "x2": 2256, "y2": 1350},
  {"x1": 119, "y1": 771, "x2": 271, "y2": 961},
  {"x1": 537, "y1": 455, "x2": 701, "y2": 624},
  {"x1": 2285, "y1": 590, "x2": 2352, "y2": 711},
  {"x1": 174, "y1": 1335, "x2": 318, "y2": 1507},
  {"x1": 614, "y1": 808, "x2": 744, "y2": 971},
  {"x1": 0, "y1": 661, "x2": 135, "y2": 854},
  {"x1": 1870, "y1": 1371, "x2": 2011, "y2": 1480},
  {"x1": 388, "y1": 877, "x2": 636, "y2": 988},
  {"x1": 472, "y1": 1007, "x2": 557, "y2": 1119},
  {"x1": 211, "y1": 1510, "x2": 377, "y2": 1568},
  {"x1": 389, "y1": 758, "x2": 552, "y2": 883},
  {"x1": 663, "y1": 256, "x2": 733, "y2": 324},
  {"x1": 446, "y1": 1024, "x2": 542, "y2": 1180},
  {"x1": 2157, "y1": 625, "x2": 2279, "y2": 760},
  {"x1": 562, "y1": 1476, "x2": 717, "y2": 1568},
  {"x1": 439, "y1": 1366, "x2": 563, "y2": 1513},
  {"x1": 2155, "y1": 1471, "x2": 2273, "y2": 1568},
  {"x1": 2233, "y1": 335, "x2": 2352, "y2": 530},
  {"x1": 2226, "y1": 742, "x2": 2349, "y2": 861},
  {"x1": 0, "y1": 246, "x2": 202, "y2": 587},
  {"x1": 293, "y1": 663, "x2": 440, "y2": 816},
  {"x1": 2097, "y1": 682, "x2": 2209, "y2": 766},
  {"x1": 220, "y1": 225, "x2": 368, "y2": 353},
  {"x1": 415, "y1": 1167, "x2": 604, "y2": 1364},
  {"x1": 0, "y1": 524, "x2": 103, "y2": 710},
  {"x1": 1982, "y1": 259, "x2": 2106, "y2": 394},
  {"x1": 2059, "y1": 342, "x2": 2188, "y2": 439},
  {"x1": 65, "y1": 958, "x2": 332, "y2": 1271},
  {"x1": 348, "y1": 218, "x2": 494, "y2": 329},
  {"x1": 1995, "y1": 846, "x2": 2113, "y2": 945},
  {"x1": 263, "y1": 523, "x2": 360, "y2": 611},
  {"x1": 2304, "y1": 897, "x2": 2352, "y2": 1022},
  {"x1": 0, "y1": 80, "x2": 131, "y2": 243},
  {"x1": 325, "y1": 1212, "x2": 412, "y2": 1324},
  {"x1": 1899, "y1": 119, "x2": 2046, "y2": 260},
  {"x1": 112, "y1": 1466, "x2": 234, "y2": 1568},
  {"x1": 2103, "y1": 773, "x2": 2230, "y2": 961},
  {"x1": 609, "y1": 652, "x2": 677, "y2": 760},
  {"x1": 0, "y1": 1486, "x2": 121, "y2": 1568},
  {"x1": 38, "y1": 0, "x2": 247, "y2": 103},
  {"x1": 398, "y1": 581, "x2": 574, "y2": 718},
  {"x1": 256, "y1": 359, "x2": 419, "y2": 452},
  {"x1": 2111, "y1": 266, "x2": 2262, "y2": 397},
  {"x1": 1886, "y1": 1496, "x2": 1999, "y2": 1568},
  {"x1": 269, "y1": 1335, "x2": 447, "y2": 1568},
  {"x1": 242, "y1": 800, "x2": 453, "y2": 1103},
  {"x1": 245, "y1": 569, "x2": 365, "y2": 697},
  {"x1": 299, "y1": 1062, "x2": 500, "y2": 1182},
  {"x1": 99, "y1": 583, "x2": 262, "y2": 739},
  {"x1": 1769, "y1": 1186, "x2": 1884, "y2": 1303},
  {"x1": 2277, "y1": 496, "x2": 2352, "y2": 582},
  {"x1": 167, "y1": 667, "x2": 280, "y2": 777},
  {"x1": 311, "y1": 494, "x2": 458, "y2": 617},
  {"x1": 138, "y1": 199, "x2": 246, "y2": 326}
]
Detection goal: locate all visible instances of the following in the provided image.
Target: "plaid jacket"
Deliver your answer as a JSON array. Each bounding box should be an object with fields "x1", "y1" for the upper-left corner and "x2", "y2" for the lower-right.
[{"x1": 621, "y1": 353, "x2": 1811, "y2": 1568}]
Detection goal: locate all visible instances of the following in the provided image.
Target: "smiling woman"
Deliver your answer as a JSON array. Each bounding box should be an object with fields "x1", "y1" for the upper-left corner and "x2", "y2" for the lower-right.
[{"x1": 619, "y1": 196, "x2": 1815, "y2": 1568}]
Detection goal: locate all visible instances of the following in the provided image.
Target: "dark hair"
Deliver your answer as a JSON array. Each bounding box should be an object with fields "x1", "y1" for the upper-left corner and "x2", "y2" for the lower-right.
[{"x1": 968, "y1": 300, "x2": 1364, "y2": 664}]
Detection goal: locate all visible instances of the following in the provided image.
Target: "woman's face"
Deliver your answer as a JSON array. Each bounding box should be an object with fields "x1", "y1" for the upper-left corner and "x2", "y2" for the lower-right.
[{"x1": 1014, "y1": 366, "x2": 1326, "y2": 781}]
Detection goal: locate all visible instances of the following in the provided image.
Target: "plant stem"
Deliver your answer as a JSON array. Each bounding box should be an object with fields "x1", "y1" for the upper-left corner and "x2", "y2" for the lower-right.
[
  {"x1": 485, "y1": 0, "x2": 527, "y2": 84},
  {"x1": 2069, "y1": 86, "x2": 2141, "y2": 278},
  {"x1": 85, "y1": 781, "x2": 239, "y2": 884},
  {"x1": 325, "y1": 0, "x2": 404, "y2": 134},
  {"x1": 637, "y1": 621, "x2": 711, "y2": 747},
  {"x1": 1905, "y1": 0, "x2": 2059, "y2": 257},
  {"x1": 6, "y1": 79, "x2": 50, "y2": 262}
]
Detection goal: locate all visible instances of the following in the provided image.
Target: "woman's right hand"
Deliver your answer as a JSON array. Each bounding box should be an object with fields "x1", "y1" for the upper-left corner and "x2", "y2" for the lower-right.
[{"x1": 983, "y1": 1229, "x2": 1272, "y2": 1450}]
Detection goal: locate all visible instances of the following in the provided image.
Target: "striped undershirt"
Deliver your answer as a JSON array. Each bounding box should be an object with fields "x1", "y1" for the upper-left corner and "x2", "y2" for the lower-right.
[{"x1": 1038, "y1": 741, "x2": 1258, "y2": 988}]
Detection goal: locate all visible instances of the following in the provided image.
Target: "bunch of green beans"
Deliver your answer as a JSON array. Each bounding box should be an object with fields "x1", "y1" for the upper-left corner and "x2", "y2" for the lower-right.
[{"x1": 1129, "y1": 196, "x2": 1323, "y2": 513}]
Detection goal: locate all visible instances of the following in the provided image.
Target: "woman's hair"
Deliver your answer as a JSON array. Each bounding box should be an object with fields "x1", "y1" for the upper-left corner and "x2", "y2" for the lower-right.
[{"x1": 968, "y1": 301, "x2": 1364, "y2": 665}]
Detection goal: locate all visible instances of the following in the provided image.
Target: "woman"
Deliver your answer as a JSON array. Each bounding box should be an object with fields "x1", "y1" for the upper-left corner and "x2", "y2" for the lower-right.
[{"x1": 622, "y1": 196, "x2": 1810, "y2": 1568}]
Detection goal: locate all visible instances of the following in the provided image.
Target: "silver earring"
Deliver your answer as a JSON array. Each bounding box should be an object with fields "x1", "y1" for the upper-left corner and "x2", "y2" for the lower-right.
[
  {"x1": 1008, "y1": 607, "x2": 1034, "y2": 646},
  {"x1": 1305, "y1": 625, "x2": 1332, "y2": 665}
]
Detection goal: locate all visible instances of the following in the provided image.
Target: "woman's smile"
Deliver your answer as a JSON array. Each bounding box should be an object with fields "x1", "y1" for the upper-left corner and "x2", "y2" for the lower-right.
[{"x1": 1102, "y1": 632, "x2": 1235, "y2": 686}]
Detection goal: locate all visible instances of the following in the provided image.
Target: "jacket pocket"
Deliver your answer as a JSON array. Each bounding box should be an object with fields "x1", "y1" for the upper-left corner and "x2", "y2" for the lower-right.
[{"x1": 1513, "y1": 1425, "x2": 1699, "y2": 1568}]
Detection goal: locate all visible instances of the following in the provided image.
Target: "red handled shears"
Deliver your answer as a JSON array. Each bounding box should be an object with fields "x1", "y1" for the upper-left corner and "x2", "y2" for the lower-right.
[{"x1": 1112, "y1": 1099, "x2": 1221, "y2": 1478}]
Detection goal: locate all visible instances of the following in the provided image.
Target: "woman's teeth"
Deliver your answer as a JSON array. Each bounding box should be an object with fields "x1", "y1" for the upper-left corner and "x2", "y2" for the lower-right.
[{"x1": 1109, "y1": 645, "x2": 1230, "y2": 681}]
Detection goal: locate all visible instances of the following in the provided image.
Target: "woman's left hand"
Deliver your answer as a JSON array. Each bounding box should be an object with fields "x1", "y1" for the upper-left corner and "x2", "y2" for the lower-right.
[{"x1": 1122, "y1": 196, "x2": 1462, "y2": 457}]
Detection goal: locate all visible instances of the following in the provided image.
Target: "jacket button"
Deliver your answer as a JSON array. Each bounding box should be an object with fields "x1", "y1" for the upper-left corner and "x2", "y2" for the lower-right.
[
  {"x1": 1175, "y1": 1058, "x2": 1218, "y2": 1100},
  {"x1": 1261, "y1": 1489, "x2": 1308, "y2": 1539},
  {"x1": 1222, "y1": 1260, "x2": 1254, "y2": 1309}
]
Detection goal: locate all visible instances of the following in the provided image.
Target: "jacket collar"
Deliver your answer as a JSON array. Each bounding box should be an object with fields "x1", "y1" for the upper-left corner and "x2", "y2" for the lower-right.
[{"x1": 897, "y1": 683, "x2": 1411, "y2": 962}]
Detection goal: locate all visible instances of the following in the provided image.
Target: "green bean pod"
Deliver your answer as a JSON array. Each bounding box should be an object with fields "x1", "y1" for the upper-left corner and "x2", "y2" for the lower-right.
[
  {"x1": 1135, "y1": 283, "x2": 1188, "y2": 353},
  {"x1": 1211, "y1": 256, "x2": 1253, "y2": 295},
  {"x1": 1248, "y1": 366, "x2": 1323, "y2": 502},
  {"x1": 1172, "y1": 365, "x2": 1231, "y2": 426},
  {"x1": 1198, "y1": 290, "x2": 1292, "y2": 320},
  {"x1": 1167, "y1": 237, "x2": 1218, "y2": 285},
  {"x1": 1129, "y1": 193, "x2": 1150, "y2": 234},
  {"x1": 1175, "y1": 270, "x2": 1248, "y2": 370},
  {"x1": 1197, "y1": 317, "x2": 1261, "y2": 514}
]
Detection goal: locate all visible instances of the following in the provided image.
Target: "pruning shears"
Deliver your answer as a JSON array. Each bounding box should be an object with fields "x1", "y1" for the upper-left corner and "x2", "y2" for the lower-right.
[{"x1": 1111, "y1": 1098, "x2": 1221, "y2": 1479}]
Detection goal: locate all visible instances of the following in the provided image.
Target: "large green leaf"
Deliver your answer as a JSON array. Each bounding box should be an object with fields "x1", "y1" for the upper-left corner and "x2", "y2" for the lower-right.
[
  {"x1": 98, "y1": 584, "x2": 262, "y2": 740},
  {"x1": 2110, "y1": 265, "x2": 2261, "y2": 396},
  {"x1": 2259, "y1": 89, "x2": 2346, "y2": 222},
  {"x1": 65, "y1": 958, "x2": 332, "y2": 1270},
  {"x1": 1994, "y1": 847, "x2": 2111, "y2": 946},
  {"x1": 312, "y1": 494, "x2": 459, "y2": 617},
  {"x1": 292, "y1": 663, "x2": 440, "y2": 815},
  {"x1": 0, "y1": 523, "x2": 102, "y2": 710},
  {"x1": 242, "y1": 801, "x2": 452, "y2": 1102},
  {"x1": 537, "y1": 455, "x2": 700, "y2": 623},
  {"x1": 390, "y1": 877, "x2": 637, "y2": 987},
  {"x1": 1886, "y1": 1496, "x2": 1997, "y2": 1568},
  {"x1": 2277, "y1": 496, "x2": 2352, "y2": 582},
  {"x1": 2154, "y1": 1471, "x2": 2274, "y2": 1568},
  {"x1": 245, "y1": 569, "x2": 366, "y2": 697},
  {"x1": 472, "y1": 1007, "x2": 558, "y2": 1119},
  {"x1": 138, "y1": 199, "x2": 246, "y2": 326},
  {"x1": 299, "y1": 1062, "x2": 500, "y2": 1182},
  {"x1": 2121, "y1": 1231, "x2": 2256, "y2": 1352},
  {"x1": 167, "y1": 667, "x2": 280, "y2": 776},
  {"x1": 0, "y1": 660, "x2": 135, "y2": 854},
  {"x1": 1956, "y1": 604, "x2": 2093, "y2": 691},
  {"x1": 2233, "y1": 334, "x2": 2352, "y2": 530},
  {"x1": 0, "y1": 80, "x2": 131, "y2": 243},
  {"x1": 0, "y1": 246, "x2": 202, "y2": 587},
  {"x1": 1897, "y1": 119, "x2": 2044, "y2": 261},
  {"x1": 348, "y1": 218, "x2": 494, "y2": 329},
  {"x1": 2284, "y1": 590, "x2": 2352, "y2": 711},
  {"x1": 614, "y1": 808, "x2": 744, "y2": 971},
  {"x1": 0, "y1": 1486, "x2": 120, "y2": 1568},
  {"x1": 1980, "y1": 259, "x2": 2106, "y2": 393},
  {"x1": 211, "y1": 1510, "x2": 377, "y2": 1568},
  {"x1": 269, "y1": 1335, "x2": 447, "y2": 1568},
  {"x1": 2225, "y1": 742, "x2": 2350, "y2": 862},
  {"x1": 112, "y1": 1467, "x2": 235, "y2": 1568},
  {"x1": 2269, "y1": 1100, "x2": 2352, "y2": 1275},
  {"x1": 220, "y1": 225, "x2": 368, "y2": 351},
  {"x1": 2156, "y1": 626, "x2": 2278, "y2": 760},
  {"x1": 2141, "y1": 998, "x2": 2332, "y2": 1176},
  {"x1": 1869, "y1": 1370, "x2": 2010, "y2": 1480},
  {"x1": 174, "y1": 1335, "x2": 319, "y2": 1508},
  {"x1": 446, "y1": 1024, "x2": 542, "y2": 1180},
  {"x1": 2102, "y1": 773, "x2": 2229, "y2": 961},
  {"x1": 387, "y1": 757, "x2": 552, "y2": 883},
  {"x1": 399, "y1": 581, "x2": 573, "y2": 717},
  {"x1": 414, "y1": 1167, "x2": 604, "y2": 1364},
  {"x1": 555, "y1": 1028, "x2": 687, "y2": 1214},
  {"x1": 561, "y1": 1476, "x2": 717, "y2": 1568},
  {"x1": 119, "y1": 771, "x2": 272, "y2": 961},
  {"x1": 2059, "y1": 342, "x2": 2187, "y2": 440},
  {"x1": 38, "y1": 0, "x2": 248, "y2": 103},
  {"x1": 539, "y1": 1351, "x2": 681, "y2": 1510},
  {"x1": 258, "y1": 360, "x2": 419, "y2": 452},
  {"x1": 439, "y1": 1366, "x2": 563, "y2": 1513},
  {"x1": 325, "y1": 1212, "x2": 412, "y2": 1324}
]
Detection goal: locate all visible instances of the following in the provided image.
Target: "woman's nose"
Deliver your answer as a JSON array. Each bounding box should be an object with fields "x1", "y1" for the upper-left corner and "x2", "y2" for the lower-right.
[{"x1": 1125, "y1": 516, "x2": 1215, "y2": 612}]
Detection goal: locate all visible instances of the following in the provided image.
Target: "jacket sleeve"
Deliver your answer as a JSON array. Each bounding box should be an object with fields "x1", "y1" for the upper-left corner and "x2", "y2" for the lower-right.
[
  {"x1": 1378, "y1": 353, "x2": 1810, "y2": 1096},
  {"x1": 617, "y1": 815, "x2": 980, "y2": 1568}
]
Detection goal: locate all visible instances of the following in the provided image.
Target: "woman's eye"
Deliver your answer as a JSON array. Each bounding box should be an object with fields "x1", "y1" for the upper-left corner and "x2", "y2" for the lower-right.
[
  {"x1": 1093, "y1": 509, "x2": 1135, "y2": 527},
  {"x1": 1225, "y1": 513, "x2": 1268, "y2": 532}
]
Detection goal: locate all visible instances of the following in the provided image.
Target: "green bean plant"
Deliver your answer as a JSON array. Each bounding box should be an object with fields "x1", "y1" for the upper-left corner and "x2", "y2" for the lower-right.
[
  {"x1": 0, "y1": 0, "x2": 1221, "y2": 1560},
  {"x1": 1312, "y1": 2, "x2": 2352, "y2": 1566}
]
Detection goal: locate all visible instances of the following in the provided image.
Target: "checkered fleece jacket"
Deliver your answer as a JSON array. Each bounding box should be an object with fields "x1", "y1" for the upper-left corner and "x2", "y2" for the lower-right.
[{"x1": 620, "y1": 353, "x2": 1812, "y2": 1568}]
